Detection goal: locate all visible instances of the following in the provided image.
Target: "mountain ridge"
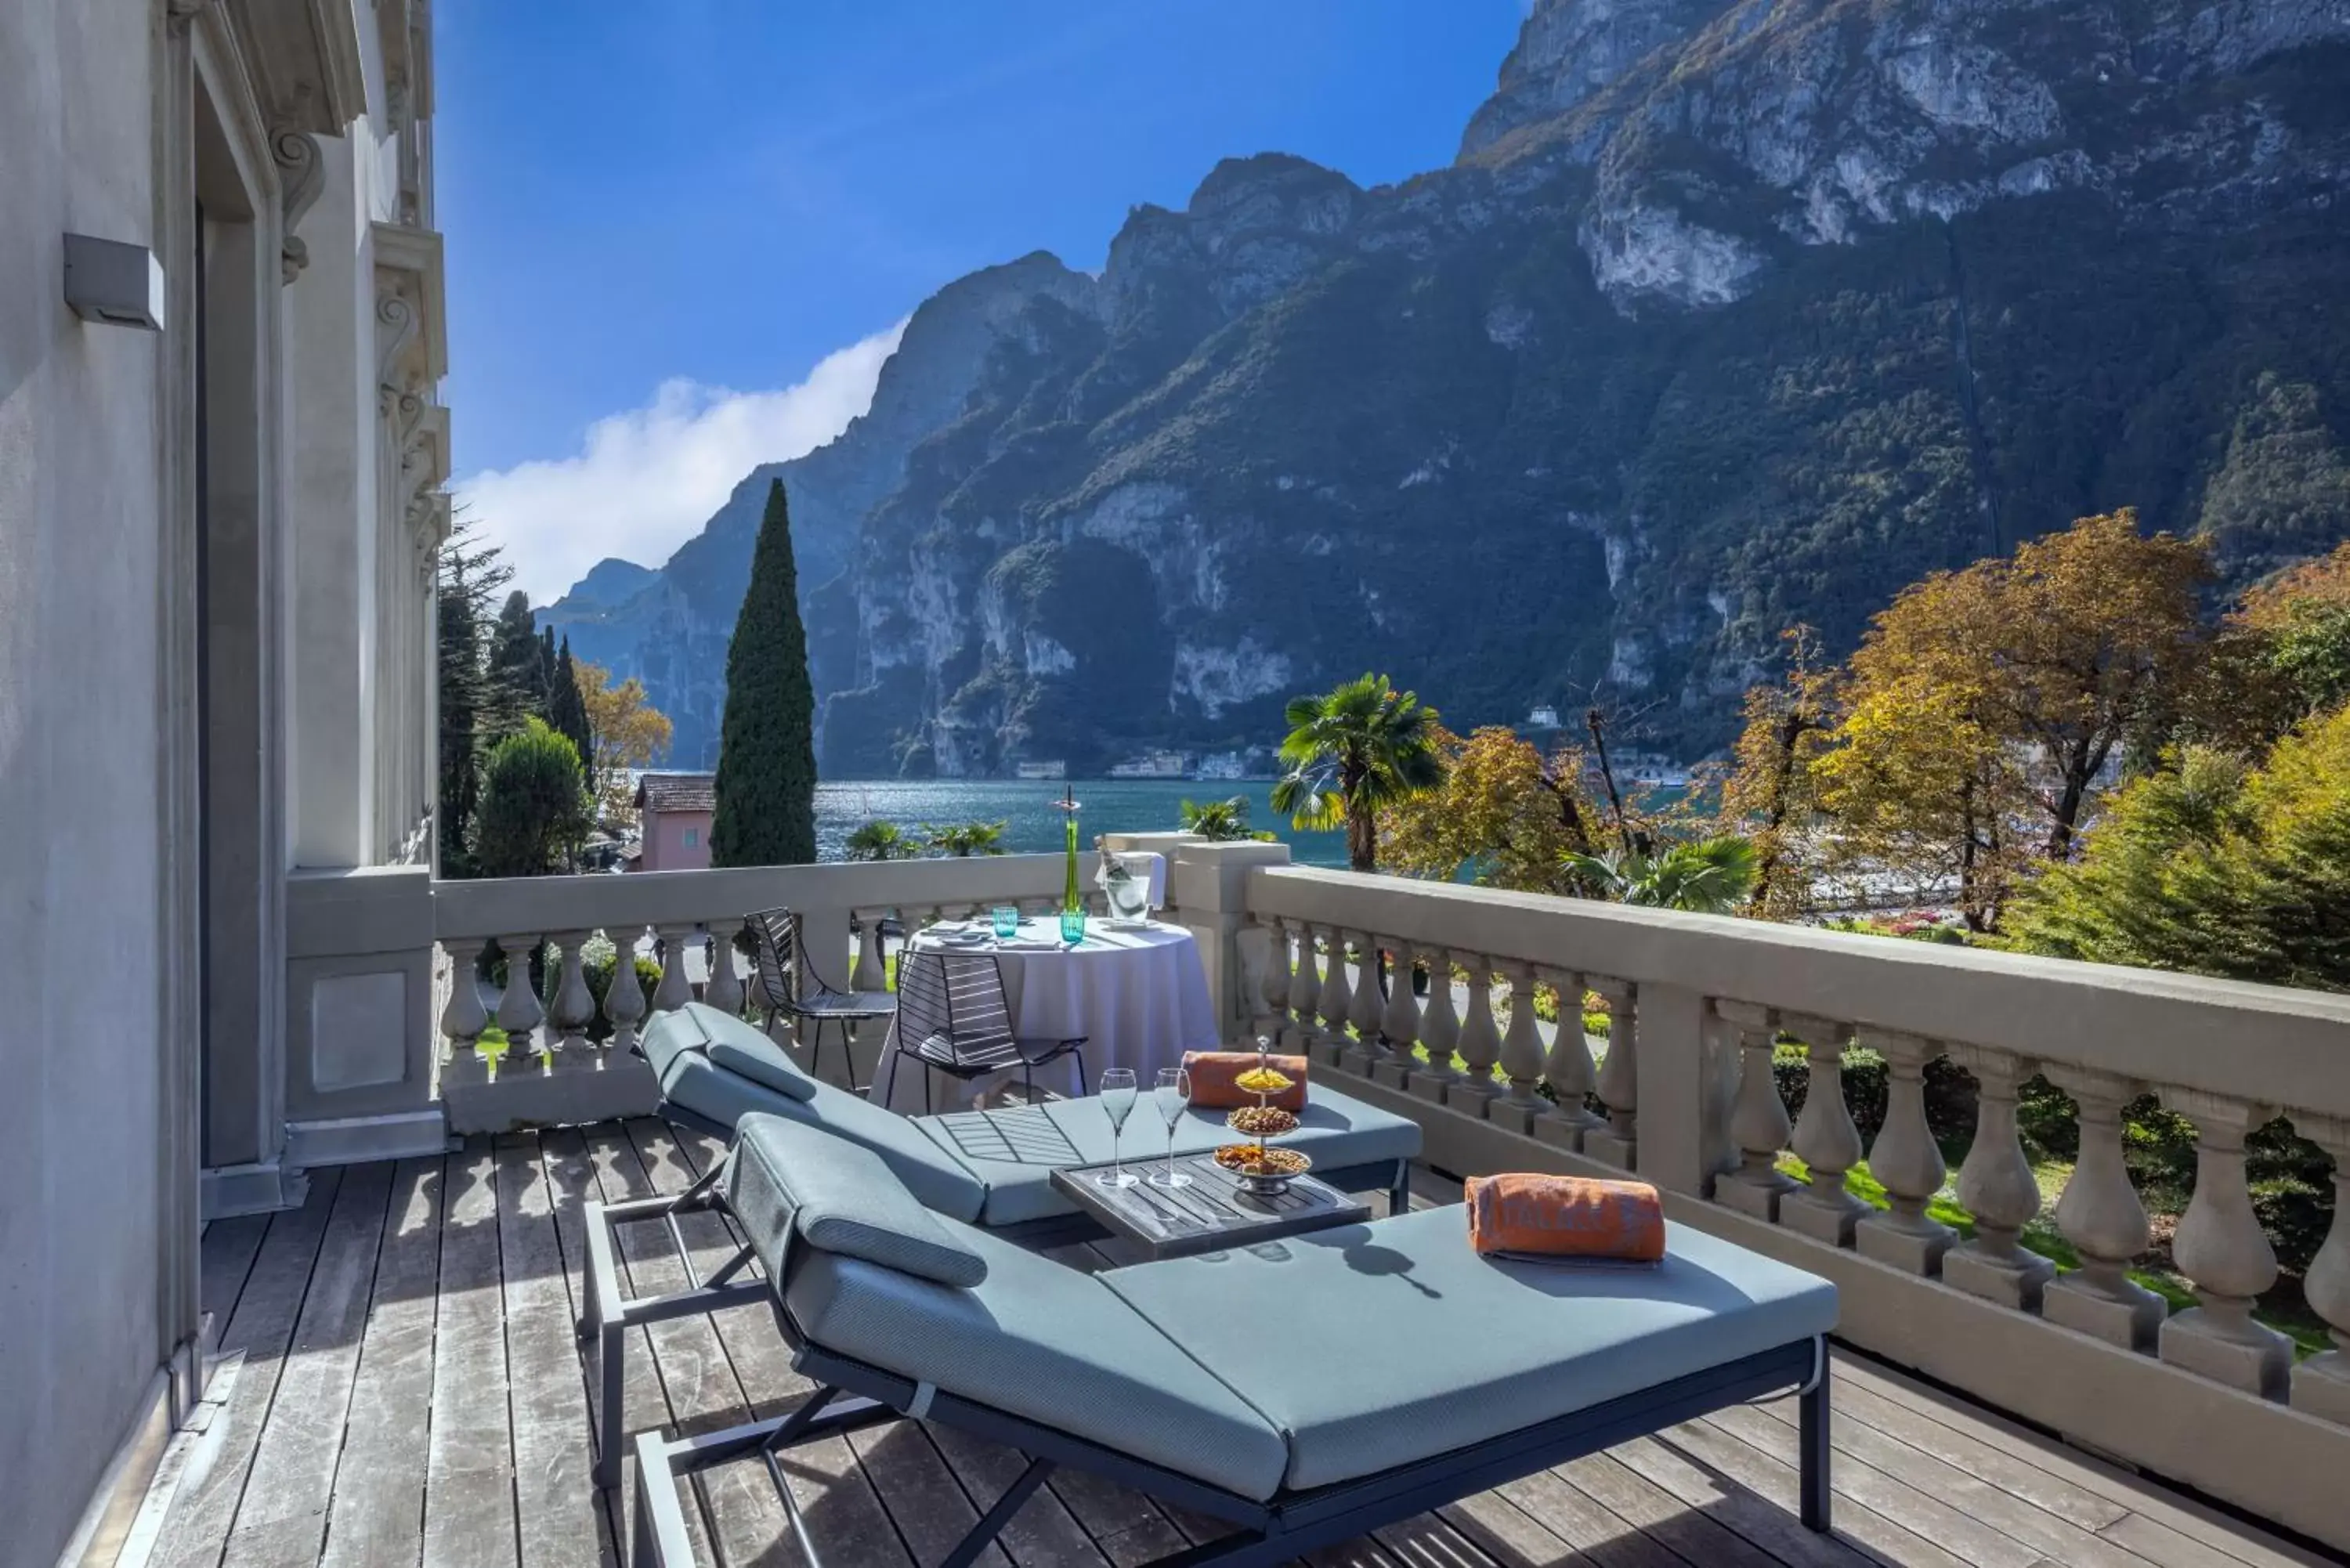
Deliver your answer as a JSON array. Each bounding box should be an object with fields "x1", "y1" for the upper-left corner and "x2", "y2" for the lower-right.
[{"x1": 544, "y1": 0, "x2": 2350, "y2": 775}]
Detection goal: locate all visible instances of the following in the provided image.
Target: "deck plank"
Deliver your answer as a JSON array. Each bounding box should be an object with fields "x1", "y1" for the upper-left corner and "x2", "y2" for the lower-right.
[
  {"x1": 197, "y1": 1212, "x2": 269, "y2": 1335},
  {"x1": 318, "y1": 1157, "x2": 446, "y2": 1568},
  {"x1": 1826, "y1": 1354, "x2": 2333, "y2": 1568},
  {"x1": 1481, "y1": 1465, "x2": 1689, "y2": 1567},
  {"x1": 222, "y1": 1162, "x2": 394, "y2": 1568},
  {"x1": 1549, "y1": 1453, "x2": 1804, "y2": 1568},
  {"x1": 1434, "y1": 1486, "x2": 1597, "y2": 1567},
  {"x1": 494, "y1": 1133, "x2": 616, "y2": 1568},
  {"x1": 920, "y1": 1422, "x2": 1113, "y2": 1568},
  {"x1": 616, "y1": 1116, "x2": 913, "y2": 1568},
  {"x1": 581, "y1": 1124, "x2": 725, "y2": 1568},
  {"x1": 143, "y1": 1125, "x2": 2339, "y2": 1568},
  {"x1": 1640, "y1": 1420, "x2": 1969, "y2": 1568},
  {"x1": 421, "y1": 1138, "x2": 519, "y2": 1568},
  {"x1": 154, "y1": 1167, "x2": 345, "y2": 1568}
]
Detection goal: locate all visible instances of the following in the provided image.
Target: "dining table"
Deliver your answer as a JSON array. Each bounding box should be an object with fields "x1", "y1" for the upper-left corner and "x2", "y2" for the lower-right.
[{"x1": 866, "y1": 915, "x2": 1219, "y2": 1115}]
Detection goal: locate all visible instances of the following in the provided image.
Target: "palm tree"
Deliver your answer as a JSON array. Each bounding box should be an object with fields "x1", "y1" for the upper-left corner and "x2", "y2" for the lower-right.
[
  {"x1": 922, "y1": 819, "x2": 1009, "y2": 858},
  {"x1": 844, "y1": 819, "x2": 909, "y2": 862},
  {"x1": 1179, "y1": 795, "x2": 1258, "y2": 841},
  {"x1": 1271, "y1": 674, "x2": 1443, "y2": 872},
  {"x1": 1560, "y1": 836, "x2": 1760, "y2": 914}
]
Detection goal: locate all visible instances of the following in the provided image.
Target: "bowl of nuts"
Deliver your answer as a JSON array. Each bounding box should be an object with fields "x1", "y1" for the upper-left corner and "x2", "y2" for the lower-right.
[
  {"x1": 1226, "y1": 1104, "x2": 1300, "y2": 1139},
  {"x1": 1213, "y1": 1143, "x2": 1313, "y2": 1197}
]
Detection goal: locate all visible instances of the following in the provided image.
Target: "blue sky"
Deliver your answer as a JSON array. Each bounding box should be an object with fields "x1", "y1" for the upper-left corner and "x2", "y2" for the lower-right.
[{"x1": 441, "y1": 2, "x2": 1528, "y2": 599}]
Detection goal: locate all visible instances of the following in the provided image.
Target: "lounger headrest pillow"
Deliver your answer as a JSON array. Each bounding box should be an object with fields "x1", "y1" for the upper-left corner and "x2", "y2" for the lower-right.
[
  {"x1": 726, "y1": 1113, "x2": 988, "y2": 1288},
  {"x1": 685, "y1": 1006, "x2": 819, "y2": 1102}
]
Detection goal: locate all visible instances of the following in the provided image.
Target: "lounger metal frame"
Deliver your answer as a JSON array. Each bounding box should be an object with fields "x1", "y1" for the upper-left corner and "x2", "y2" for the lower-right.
[
  {"x1": 628, "y1": 1328, "x2": 1831, "y2": 1566},
  {"x1": 580, "y1": 1098, "x2": 1414, "y2": 1488}
]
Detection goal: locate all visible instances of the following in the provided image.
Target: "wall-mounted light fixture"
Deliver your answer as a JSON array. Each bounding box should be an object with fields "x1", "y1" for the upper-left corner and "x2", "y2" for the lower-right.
[{"x1": 64, "y1": 233, "x2": 166, "y2": 331}]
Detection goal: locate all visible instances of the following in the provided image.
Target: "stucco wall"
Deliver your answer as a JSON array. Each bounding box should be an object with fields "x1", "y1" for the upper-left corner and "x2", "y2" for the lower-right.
[
  {"x1": 0, "y1": 4, "x2": 175, "y2": 1562},
  {"x1": 640, "y1": 808, "x2": 715, "y2": 872}
]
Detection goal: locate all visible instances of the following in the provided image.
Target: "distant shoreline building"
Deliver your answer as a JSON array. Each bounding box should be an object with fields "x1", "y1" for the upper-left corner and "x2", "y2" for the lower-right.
[{"x1": 1014, "y1": 759, "x2": 1067, "y2": 779}]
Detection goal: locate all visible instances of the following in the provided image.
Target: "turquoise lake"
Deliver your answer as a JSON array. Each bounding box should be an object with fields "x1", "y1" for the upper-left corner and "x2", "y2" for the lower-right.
[{"x1": 813, "y1": 779, "x2": 1345, "y2": 867}]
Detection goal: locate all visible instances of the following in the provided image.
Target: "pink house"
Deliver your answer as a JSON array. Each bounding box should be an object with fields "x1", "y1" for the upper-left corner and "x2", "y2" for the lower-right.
[{"x1": 631, "y1": 772, "x2": 716, "y2": 872}]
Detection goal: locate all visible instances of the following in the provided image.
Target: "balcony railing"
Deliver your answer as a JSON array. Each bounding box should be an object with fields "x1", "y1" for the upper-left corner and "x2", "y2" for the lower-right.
[
  {"x1": 290, "y1": 836, "x2": 2348, "y2": 1552},
  {"x1": 1238, "y1": 863, "x2": 2350, "y2": 1552}
]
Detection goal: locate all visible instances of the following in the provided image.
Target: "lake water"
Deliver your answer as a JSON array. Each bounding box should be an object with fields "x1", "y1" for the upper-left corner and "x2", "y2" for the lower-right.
[{"x1": 815, "y1": 779, "x2": 1347, "y2": 867}]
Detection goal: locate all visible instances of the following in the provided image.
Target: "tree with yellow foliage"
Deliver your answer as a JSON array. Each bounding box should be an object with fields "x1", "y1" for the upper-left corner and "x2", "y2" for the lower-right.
[
  {"x1": 1806, "y1": 511, "x2": 2212, "y2": 929},
  {"x1": 1378, "y1": 724, "x2": 1600, "y2": 894},
  {"x1": 1722, "y1": 627, "x2": 1838, "y2": 917},
  {"x1": 574, "y1": 661, "x2": 674, "y2": 824}
]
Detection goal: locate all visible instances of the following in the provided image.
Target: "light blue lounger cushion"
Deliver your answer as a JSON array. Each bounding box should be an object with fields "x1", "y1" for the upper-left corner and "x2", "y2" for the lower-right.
[
  {"x1": 917, "y1": 1082, "x2": 1423, "y2": 1226},
  {"x1": 1103, "y1": 1205, "x2": 1838, "y2": 1491},
  {"x1": 645, "y1": 1005, "x2": 989, "y2": 1223},
  {"x1": 727, "y1": 1113, "x2": 987, "y2": 1288},
  {"x1": 784, "y1": 1219, "x2": 1291, "y2": 1501}
]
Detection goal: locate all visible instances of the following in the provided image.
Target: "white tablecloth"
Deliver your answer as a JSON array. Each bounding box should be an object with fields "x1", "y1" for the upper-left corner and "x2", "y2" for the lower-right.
[{"x1": 868, "y1": 918, "x2": 1218, "y2": 1114}]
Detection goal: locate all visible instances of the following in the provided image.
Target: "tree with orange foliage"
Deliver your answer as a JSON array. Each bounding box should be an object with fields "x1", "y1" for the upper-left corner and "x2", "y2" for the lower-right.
[
  {"x1": 1378, "y1": 724, "x2": 1601, "y2": 894},
  {"x1": 1723, "y1": 626, "x2": 1838, "y2": 917},
  {"x1": 575, "y1": 661, "x2": 674, "y2": 824},
  {"x1": 1806, "y1": 511, "x2": 2213, "y2": 929}
]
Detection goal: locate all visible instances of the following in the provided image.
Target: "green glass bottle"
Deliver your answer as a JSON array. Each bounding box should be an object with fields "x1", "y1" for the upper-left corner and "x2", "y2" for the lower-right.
[{"x1": 1061, "y1": 799, "x2": 1081, "y2": 914}]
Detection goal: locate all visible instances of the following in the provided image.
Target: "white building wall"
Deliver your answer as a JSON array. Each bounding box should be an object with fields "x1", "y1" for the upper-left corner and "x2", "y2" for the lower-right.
[
  {"x1": 0, "y1": 6, "x2": 175, "y2": 1562},
  {"x1": 1, "y1": 1, "x2": 447, "y2": 1557}
]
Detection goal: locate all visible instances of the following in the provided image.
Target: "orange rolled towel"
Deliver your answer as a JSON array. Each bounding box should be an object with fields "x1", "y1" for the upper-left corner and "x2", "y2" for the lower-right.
[
  {"x1": 1181, "y1": 1051, "x2": 1308, "y2": 1111},
  {"x1": 1465, "y1": 1173, "x2": 1666, "y2": 1263}
]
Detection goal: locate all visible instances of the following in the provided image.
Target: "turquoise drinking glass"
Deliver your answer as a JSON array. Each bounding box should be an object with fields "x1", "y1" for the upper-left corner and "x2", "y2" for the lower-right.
[
  {"x1": 1059, "y1": 909, "x2": 1086, "y2": 946},
  {"x1": 991, "y1": 905, "x2": 1020, "y2": 939}
]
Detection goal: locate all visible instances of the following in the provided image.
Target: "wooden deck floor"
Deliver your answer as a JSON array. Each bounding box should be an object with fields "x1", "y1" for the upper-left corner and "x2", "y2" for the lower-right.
[{"x1": 148, "y1": 1122, "x2": 2334, "y2": 1568}]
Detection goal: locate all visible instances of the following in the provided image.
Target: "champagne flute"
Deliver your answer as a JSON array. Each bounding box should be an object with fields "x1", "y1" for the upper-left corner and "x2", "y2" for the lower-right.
[
  {"x1": 1096, "y1": 1068, "x2": 1138, "y2": 1188},
  {"x1": 1149, "y1": 1066, "x2": 1193, "y2": 1188}
]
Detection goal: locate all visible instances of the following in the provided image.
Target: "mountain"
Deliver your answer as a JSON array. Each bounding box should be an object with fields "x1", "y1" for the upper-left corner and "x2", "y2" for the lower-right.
[{"x1": 547, "y1": 0, "x2": 2350, "y2": 776}]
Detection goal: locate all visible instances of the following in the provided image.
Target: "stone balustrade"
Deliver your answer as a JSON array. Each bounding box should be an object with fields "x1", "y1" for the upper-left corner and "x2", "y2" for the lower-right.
[
  {"x1": 426, "y1": 851, "x2": 1115, "y2": 1129},
  {"x1": 303, "y1": 840, "x2": 2350, "y2": 1550},
  {"x1": 1239, "y1": 862, "x2": 2350, "y2": 1552}
]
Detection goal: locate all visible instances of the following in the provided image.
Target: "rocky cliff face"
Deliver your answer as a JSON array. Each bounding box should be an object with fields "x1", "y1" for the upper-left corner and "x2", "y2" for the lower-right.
[{"x1": 548, "y1": 0, "x2": 2350, "y2": 775}]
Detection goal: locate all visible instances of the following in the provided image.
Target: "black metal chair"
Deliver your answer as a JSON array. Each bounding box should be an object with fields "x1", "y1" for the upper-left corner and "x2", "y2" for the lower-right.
[
  {"x1": 748, "y1": 907, "x2": 896, "y2": 1093},
  {"x1": 891, "y1": 948, "x2": 1089, "y2": 1113}
]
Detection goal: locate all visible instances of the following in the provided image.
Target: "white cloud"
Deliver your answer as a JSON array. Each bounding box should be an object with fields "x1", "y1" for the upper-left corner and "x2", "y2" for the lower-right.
[{"x1": 455, "y1": 321, "x2": 906, "y2": 602}]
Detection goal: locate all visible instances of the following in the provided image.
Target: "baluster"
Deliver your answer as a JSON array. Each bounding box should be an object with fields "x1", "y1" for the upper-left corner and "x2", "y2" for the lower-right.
[
  {"x1": 1493, "y1": 962, "x2": 1549, "y2": 1139},
  {"x1": 1532, "y1": 965, "x2": 1604, "y2": 1149},
  {"x1": 1412, "y1": 948, "x2": 1461, "y2": 1104},
  {"x1": 1853, "y1": 1030, "x2": 1955, "y2": 1274},
  {"x1": 651, "y1": 923, "x2": 696, "y2": 1013},
  {"x1": 1779, "y1": 1014, "x2": 1869, "y2": 1245},
  {"x1": 1317, "y1": 927, "x2": 1355, "y2": 1069},
  {"x1": 2158, "y1": 1089, "x2": 2290, "y2": 1398},
  {"x1": 437, "y1": 941, "x2": 489, "y2": 1084},
  {"x1": 1585, "y1": 978, "x2": 1638, "y2": 1169},
  {"x1": 1374, "y1": 938, "x2": 1420, "y2": 1089},
  {"x1": 1231, "y1": 920, "x2": 1274, "y2": 1046},
  {"x1": 1287, "y1": 923, "x2": 1329, "y2": 1064},
  {"x1": 2041, "y1": 1068, "x2": 2164, "y2": 1349},
  {"x1": 704, "y1": 920, "x2": 745, "y2": 1017},
  {"x1": 1941, "y1": 1046, "x2": 2055, "y2": 1310},
  {"x1": 603, "y1": 927, "x2": 649, "y2": 1057},
  {"x1": 1714, "y1": 1001, "x2": 1795, "y2": 1218},
  {"x1": 2294, "y1": 1115, "x2": 2350, "y2": 1422},
  {"x1": 1449, "y1": 957, "x2": 1502, "y2": 1112},
  {"x1": 851, "y1": 909, "x2": 888, "y2": 992},
  {"x1": 1347, "y1": 932, "x2": 1385, "y2": 1073},
  {"x1": 1257, "y1": 917, "x2": 1293, "y2": 1046},
  {"x1": 546, "y1": 931, "x2": 597, "y2": 1072},
  {"x1": 494, "y1": 934, "x2": 546, "y2": 1075}
]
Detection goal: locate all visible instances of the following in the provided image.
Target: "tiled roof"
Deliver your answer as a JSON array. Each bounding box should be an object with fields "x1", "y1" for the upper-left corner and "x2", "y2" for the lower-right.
[{"x1": 634, "y1": 772, "x2": 715, "y2": 814}]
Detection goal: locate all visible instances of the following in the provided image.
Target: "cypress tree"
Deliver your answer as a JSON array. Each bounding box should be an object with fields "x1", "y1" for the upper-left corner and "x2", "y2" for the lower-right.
[
  {"x1": 548, "y1": 635, "x2": 596, "y2": 784},
  {"x1": 710, "y1": 478, "x2": 818, "y2": 866},
  {"x1": 489, "y1": 590, "x2": 548, "y2": 731}
]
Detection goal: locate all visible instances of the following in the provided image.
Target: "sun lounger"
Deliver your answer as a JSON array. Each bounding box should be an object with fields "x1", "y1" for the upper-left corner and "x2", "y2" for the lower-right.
[
  {"x1": 582, "y1": 1002, "x2": 1423, "y2": 1486},
  {"x1": 628, "y1": 1114, "x2": 1841, "y2": 1568}
]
